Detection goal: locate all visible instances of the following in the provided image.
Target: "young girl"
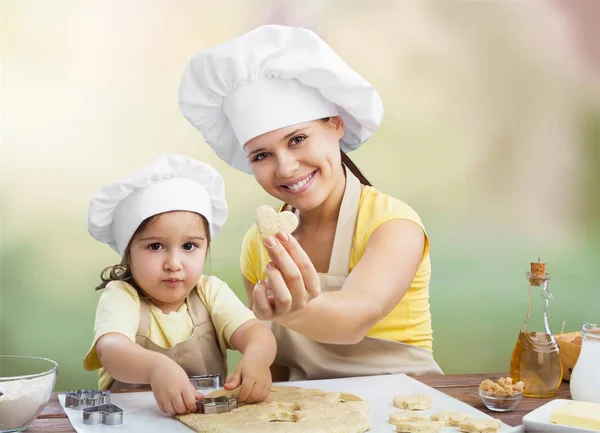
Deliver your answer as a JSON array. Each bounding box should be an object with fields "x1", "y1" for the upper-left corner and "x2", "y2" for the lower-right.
[
  {"x1": 83, "y1": 154, "x2": 276, "y2": 415},
  {"x1": 179, "y1": 25, "x2": 443, "y2": 381}
]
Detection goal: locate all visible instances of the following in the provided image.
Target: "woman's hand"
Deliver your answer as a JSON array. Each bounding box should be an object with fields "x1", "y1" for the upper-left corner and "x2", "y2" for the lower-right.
[
  {"x1": 252, "y1": 231, "x2": 321, "y2": 321},
  {"x1": 249, "y1": 219, "x2": 425, "y2": 345}
]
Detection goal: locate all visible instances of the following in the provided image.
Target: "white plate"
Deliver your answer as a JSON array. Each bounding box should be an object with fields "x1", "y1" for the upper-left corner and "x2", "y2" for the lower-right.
[
  {"x1": 523, "y1": 399, "x2": 599, "y2": 432},
  {"x1": 59, "y1": 374, "x2": 522, "y2": 432}
]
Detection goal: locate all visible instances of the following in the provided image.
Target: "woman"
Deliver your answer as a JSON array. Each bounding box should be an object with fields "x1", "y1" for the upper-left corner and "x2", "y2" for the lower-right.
[{"x1": 179, "y1": 24, "x2": 443, "y2": 381}]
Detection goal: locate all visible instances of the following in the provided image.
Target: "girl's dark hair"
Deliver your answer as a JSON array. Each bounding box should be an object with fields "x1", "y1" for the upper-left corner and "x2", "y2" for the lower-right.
[
  {"x1": 95, "y1": 212, "x2": 211, "y2": 292},
  {"x1": 321, "y1": 117, "x2": 372, "y2": 186}
]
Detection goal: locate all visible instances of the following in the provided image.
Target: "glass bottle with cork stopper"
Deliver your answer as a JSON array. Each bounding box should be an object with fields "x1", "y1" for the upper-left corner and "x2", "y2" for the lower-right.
[{"x1": 509, "y1": 258, "x2": 563, "y2": 398}]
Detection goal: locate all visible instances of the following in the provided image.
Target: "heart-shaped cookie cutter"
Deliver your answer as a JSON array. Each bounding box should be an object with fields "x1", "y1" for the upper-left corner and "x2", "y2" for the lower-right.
[
  {"x1": 196, "y1": 396, "x2": 237, "y2": 414},
  {"x1": 65, "y1": 389, "x2": 111, "y2": 410},
  {"x1": 189, "y1": 374, "x2": 222, "y2": 391},
  {"x1": 83, "y1": 403, "x2": 124, "y2": 425}
]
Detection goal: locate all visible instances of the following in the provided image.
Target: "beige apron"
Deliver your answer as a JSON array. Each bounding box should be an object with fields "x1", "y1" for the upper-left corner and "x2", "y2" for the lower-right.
[
  {"x1": 271, "y1": 167, "x2": 444, "y2": 381},
  {"x1": 110, "y1": 289, "x2": 226, "y2": 390}
]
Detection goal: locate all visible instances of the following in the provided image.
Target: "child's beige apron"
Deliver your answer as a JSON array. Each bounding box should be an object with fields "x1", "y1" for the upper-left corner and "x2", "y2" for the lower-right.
[
  {"x1": 110, "y1": 289, "x2": 226, "y2": 389},
  {"x1": 271, "y1": 167, "x2": 444, "y2": 381}
]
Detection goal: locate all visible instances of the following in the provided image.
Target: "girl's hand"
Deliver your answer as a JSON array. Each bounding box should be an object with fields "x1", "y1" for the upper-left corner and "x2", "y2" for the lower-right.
[
  {"x1": 252, "y1": 232, "x2": 320, "y2": 321},
  {"x1": 223, "y1": 357, "x2": 272, "y2": 404},
  {"x1": 149, "y1": 357, "x2": 203, "y2": 415}
]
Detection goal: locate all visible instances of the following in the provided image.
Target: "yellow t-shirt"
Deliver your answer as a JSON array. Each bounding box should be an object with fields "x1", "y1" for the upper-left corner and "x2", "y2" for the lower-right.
[
  {"x1": 83, "y1": 275, "x2": 256, "y2": 390},
  {"x1": 240, "y1": 186, "x2": 433, "y2": 351}
]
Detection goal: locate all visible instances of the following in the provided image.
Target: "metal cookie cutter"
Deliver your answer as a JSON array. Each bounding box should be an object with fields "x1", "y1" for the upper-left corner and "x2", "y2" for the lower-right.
[
  {"x1": 65, "y1": 389, "x2": 111, "y2": 410},
  {"x1": 83, "y1": 403, "x2": 124, "y2": 425},
  {"x1": 189, "y1": 374, "x2": 222, "y2": 391},
  {"x1": 196, "y1": 396, "x2": 237, "y2": 414}
]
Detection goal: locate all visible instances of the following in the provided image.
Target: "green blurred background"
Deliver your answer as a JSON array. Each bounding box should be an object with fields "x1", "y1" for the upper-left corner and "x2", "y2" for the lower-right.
[{"x1": 1, "y1": 0, "x2": 599, "y2": 391}]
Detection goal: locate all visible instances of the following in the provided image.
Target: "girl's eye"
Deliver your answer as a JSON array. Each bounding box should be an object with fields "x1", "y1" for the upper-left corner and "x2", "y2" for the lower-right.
[
  {"x1": 183, "y1": 242, "x2": 198, "y2": 251},
  {"x1": 148, "y1": 243, "x2": 163, "y2": 251},
  {"x1": 290, "y1": 135, "x2": 306, "y2": 145},
  {"x1": 253, "y1": 152, "x2": 269, "y2": 162}
]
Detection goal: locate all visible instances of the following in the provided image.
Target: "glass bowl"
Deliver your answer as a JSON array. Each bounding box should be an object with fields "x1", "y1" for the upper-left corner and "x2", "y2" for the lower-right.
[
  {"x1": 0, "y1": 356, "x2": 58, "y2": 433},
  {"x1": 478, "y1": 387, "x2": 522, "y2": 412}
]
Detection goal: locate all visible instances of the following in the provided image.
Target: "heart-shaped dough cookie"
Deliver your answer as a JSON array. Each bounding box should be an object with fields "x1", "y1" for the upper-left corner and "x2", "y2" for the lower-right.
[{"x1": 256, "y1": 205, "x2": 299, "y2": 239}]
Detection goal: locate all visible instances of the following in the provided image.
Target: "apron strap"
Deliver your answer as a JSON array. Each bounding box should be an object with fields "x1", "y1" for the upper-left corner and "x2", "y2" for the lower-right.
[
  {"x1": 137, "y1": 298, "x2": 151, "y2": 338},
  {"x1": 327, "y1": 165, "x2": 362, "y2": 277},
  {"x1": 187, "y1": 287, "x2": 210, "y2": 326}
]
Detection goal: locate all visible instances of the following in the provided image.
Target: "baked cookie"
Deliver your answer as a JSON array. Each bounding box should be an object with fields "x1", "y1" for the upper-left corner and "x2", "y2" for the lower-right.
[
  {"x1": 393, "y1": 394, "x2": 434, "y2": 410},
  {"x1": 393, "y1": 420, "x2": 446, "y2": 433},
  {"x1": 389, "y1": 411, "x2": 430, "y2": 424},
  {"x1": 430, "y1": 410, "x2": 468, "y2": 426},
  {"x1": 458, "y1": 416, "x2": 502, "y2": 433},
  {"x1": 256, "y1": 205, "x2": 298, "y2": 239}
]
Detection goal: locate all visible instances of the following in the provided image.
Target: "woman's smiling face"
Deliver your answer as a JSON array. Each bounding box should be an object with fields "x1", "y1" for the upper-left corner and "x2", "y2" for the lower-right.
[{"x1": 244, "y1": 117, "x2": 345, "y2": 211}]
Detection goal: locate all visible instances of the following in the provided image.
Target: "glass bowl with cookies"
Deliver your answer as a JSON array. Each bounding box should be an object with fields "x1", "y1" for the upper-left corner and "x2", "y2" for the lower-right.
[{"x1": 478, "y1": 377, "x2": 524, "y2": 412}]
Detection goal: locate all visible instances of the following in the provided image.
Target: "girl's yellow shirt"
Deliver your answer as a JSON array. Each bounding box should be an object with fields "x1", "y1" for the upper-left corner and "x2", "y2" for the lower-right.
[{"x1": 83, "y1": 275, "x2": 255, "y2": 389}]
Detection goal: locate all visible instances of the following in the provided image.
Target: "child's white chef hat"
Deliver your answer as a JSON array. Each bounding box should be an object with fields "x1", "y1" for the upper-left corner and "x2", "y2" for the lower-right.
[
  {"x1": 87, "y1": 154, "x2": 227, "y2": 255},
  {"x1": 179, "y1": 24, "x2": 383, "y2": 173}
]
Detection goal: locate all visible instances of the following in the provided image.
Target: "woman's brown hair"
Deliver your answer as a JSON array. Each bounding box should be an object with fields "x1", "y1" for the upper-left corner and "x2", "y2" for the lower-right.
[
  {"x1": 321, "y1": 117, "x2": 372, "y2": 186},
  {"x1": 95, "y1": 212, "x2": 211, "y2": 292},
  {"x1": 340, "y1": 151, "x2": 372, "y2": 186}
]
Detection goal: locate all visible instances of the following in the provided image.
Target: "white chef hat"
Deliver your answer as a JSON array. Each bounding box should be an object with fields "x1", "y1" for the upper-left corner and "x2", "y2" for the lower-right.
[
  {"x1": 87, "y1": 154, "x2": 227, "y2": 256},
  {"x1": 179, "y1": 24, "x2": 384, "y2": 173}
]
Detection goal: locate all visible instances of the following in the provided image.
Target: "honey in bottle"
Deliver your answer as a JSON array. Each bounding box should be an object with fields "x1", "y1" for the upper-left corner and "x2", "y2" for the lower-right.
[{"x1": 509, "y1": 259, "x2": 563, "y2": 398}]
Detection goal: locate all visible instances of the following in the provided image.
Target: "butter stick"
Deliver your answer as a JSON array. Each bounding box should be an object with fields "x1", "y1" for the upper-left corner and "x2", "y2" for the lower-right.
[{"x1": 550, "y1": 401, "x2": 600, "y2": 431}]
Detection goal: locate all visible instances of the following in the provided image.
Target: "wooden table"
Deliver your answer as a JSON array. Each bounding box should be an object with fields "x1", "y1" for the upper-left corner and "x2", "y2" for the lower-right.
[{"x1": 29, "y1": 374, "x2": 571, "y2": 432}]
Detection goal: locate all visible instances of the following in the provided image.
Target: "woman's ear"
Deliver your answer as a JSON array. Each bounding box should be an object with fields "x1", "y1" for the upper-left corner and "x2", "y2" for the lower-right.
[{"x1": 329, "y1": 116, "x2": 345, "y2": 139}]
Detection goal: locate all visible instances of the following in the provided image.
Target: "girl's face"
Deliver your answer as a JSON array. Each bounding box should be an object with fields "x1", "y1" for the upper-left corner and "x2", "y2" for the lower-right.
[
  {"x1": 128, "y1": 211, "x2": 208, "y2": 313},
  {"x1": 244, "y1": 117, "x2": 345, "y2": 212}
]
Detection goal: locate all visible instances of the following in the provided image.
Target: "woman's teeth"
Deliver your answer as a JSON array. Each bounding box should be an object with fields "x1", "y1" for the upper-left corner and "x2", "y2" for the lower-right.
[{"x1": 285, "y1": 172, "x2": 314, "y2": 190}]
